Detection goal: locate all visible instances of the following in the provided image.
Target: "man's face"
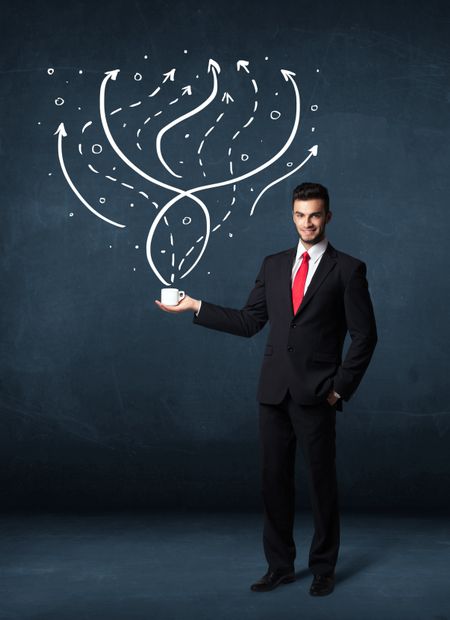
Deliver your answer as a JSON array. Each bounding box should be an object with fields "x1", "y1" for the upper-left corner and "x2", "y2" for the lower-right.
[{"x1": 292, "y1": 198, "x2": 331, "y2": 246}]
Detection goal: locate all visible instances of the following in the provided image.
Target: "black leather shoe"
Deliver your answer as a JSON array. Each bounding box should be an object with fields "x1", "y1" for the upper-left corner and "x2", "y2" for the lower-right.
[
  {"x1": 250, "y1": 568, "x2": 295, "y2": 592},
  {"x1": 309, "y1": 572, "x2": 335, "y2": 596}
]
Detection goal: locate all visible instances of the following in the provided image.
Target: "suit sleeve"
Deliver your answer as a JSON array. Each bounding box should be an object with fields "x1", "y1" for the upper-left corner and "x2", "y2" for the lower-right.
[
  {"x1": 192, "y1": 258, "x2": 268, "y2": 338},
  {"x1": 333, "y1": 262, "x2": 377, "y2": 400}
]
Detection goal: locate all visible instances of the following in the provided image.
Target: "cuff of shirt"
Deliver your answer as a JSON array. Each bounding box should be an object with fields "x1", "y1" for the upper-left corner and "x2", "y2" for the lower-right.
[{"x1": 195, "y1": 300, "x2": 202, "y2": 317}]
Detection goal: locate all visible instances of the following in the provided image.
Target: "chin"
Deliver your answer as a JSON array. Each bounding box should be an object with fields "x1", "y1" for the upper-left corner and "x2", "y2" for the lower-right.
[{"x1": 301, "y1": 233, "x2": 322, "y2": 244}]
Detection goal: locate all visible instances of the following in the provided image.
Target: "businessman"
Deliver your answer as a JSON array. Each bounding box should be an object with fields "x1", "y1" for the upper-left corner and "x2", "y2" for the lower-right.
[{"x1": 155, "y1": 182, "x2": 377, "y2": 596}]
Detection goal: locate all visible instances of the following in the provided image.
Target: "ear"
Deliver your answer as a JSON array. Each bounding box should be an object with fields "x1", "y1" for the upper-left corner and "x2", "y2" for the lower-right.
[{"x1": 326, "y1": 211, "x2": 332, "y2": 223}]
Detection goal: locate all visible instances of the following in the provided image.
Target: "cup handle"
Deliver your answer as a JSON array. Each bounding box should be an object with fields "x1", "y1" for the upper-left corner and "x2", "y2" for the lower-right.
[{"x1": 178, "y1": 290, "x2": 185, "y2": 302}]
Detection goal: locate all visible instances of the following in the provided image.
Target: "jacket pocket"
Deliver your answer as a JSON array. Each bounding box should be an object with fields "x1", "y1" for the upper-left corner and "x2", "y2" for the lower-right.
[{"x1": 264, "y1": 345, "x2": 273, "y2": 356}]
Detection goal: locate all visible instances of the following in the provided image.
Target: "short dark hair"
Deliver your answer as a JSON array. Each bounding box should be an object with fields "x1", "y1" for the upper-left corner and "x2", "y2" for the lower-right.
[{"x1": 292, "y1": 182, "x2": 329, "y2": 213}]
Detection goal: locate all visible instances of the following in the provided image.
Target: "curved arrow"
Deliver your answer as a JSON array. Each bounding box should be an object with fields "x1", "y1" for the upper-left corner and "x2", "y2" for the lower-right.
[
  {"x1": 146, "y1": 192, "x2": 211, "y2": 285},
  {"x1": 250, "y1": 145, "x2": 318, "y2": 216},
  {"x1": 100, "y1": 67, "x2": 301, "y2": 201},
  {"x1": 237, "y1": 60, "x2": 250, "y2": 73},
  {"x1": 54, "y1": 123, "x2": 126, "y2": 229},
  {"x1": 187, "y1": 68, "x2": 301, "y2": 195},
  {"x1": 162, "y1": 68, "x2": 176, "y2": 83},
  {"x1": 155, "y1": 59, "x2": 221, "y2": 179},
  {"x1": 222, "y1": 92, "x2": 234, "y2": 104},
  {"x1": 99, "y1": 69, "x2": 183, "y2": 195}
]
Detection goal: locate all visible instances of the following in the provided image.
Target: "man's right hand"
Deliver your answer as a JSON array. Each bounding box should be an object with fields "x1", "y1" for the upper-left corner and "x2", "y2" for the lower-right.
[{"x1": 154, "y1": 295, "x2": 201, "y2": 314}]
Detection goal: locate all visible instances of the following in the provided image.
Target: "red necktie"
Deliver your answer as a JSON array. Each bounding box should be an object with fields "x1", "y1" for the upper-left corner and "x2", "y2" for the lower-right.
[{"x1": 292, "y1": 251, "x2": 310, "y2": 313}]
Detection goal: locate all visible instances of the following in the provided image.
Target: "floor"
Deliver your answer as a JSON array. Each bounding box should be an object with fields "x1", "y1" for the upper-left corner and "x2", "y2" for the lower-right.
[{"x1": 1, "y1": 511, "x2": 449, "y2": 620}]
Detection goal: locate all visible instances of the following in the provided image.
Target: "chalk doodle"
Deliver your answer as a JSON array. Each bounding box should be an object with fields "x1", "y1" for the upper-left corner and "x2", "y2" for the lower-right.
[{"x1": 50, "y1": 55, "x2": 319, "y2": 285}]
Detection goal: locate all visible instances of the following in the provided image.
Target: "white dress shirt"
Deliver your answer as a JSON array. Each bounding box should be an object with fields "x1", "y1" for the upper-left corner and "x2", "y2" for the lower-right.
[{"x1": 291, "y1": 237, "x2": 328, "y2": 293}]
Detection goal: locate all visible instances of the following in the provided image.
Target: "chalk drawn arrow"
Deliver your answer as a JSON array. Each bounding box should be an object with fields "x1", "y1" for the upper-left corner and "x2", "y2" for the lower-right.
[
  {"x1": 155, "y1": 59, "x2": 221, "y2": 179},
  {"x1": 146, "y1": 191, "x2": 211, "y2": 286},
  {"x1": 54, "y1": 123, "x2": 125, "y2": 229},
  {"x1": 101, "y1": 67, "x2": 301, "y2": 199},
  {"x1": 181, "y1": 85, "x2": 192, "y2": 96},
  {"x1": 250, "y1": 145, "x2": 318, "y2": 216},
  {"x1": 222, "y1": 92, "x2": 234, "y2": 104},
  {"x1": 162, "y1": 68, "x2": 176, "y2": 83},
  {"x1": 189, "y1": 68, "x2": 301, "y2": 194},
  {"x1": 237, "y1": 60, "x2": 250, "y2": 73},
  {"x1": 99, "y1": 69, "x2": 182, "y2": 194}
]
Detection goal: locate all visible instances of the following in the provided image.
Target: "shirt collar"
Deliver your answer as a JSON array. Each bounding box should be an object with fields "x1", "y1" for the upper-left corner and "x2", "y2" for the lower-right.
[{"x1": 295, "y1": 237, "x2": 328, "y2": 264}]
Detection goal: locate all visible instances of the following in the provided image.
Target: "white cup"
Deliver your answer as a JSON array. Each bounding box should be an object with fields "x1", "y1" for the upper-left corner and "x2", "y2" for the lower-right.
[{"x1": 161, "y1": 288, "x2": 185, "y2": 306}]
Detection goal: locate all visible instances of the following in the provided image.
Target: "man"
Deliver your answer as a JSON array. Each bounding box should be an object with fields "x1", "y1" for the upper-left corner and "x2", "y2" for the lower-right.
[{"x1": 155, "y1": 182, "x2": 377, "y2": 596}]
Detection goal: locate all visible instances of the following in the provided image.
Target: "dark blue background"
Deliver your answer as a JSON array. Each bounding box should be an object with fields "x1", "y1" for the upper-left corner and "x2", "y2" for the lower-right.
[{"x1": 1, "y1": 0, "x2": 449, "y2": 510}]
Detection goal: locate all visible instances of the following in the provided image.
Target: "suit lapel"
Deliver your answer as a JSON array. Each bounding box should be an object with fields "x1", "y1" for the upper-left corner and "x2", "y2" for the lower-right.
[
  {"x1": 279, "y1": 247, "x2": 297, "y2": 318},
  {"x1": 293, "y1": 243, "x2": 338, "y2": 318}
]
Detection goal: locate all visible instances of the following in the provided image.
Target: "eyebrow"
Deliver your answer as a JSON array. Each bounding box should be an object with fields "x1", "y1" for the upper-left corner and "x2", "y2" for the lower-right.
[{"x1": 294, "y1": 211, "x2": 323, "y2": 217}]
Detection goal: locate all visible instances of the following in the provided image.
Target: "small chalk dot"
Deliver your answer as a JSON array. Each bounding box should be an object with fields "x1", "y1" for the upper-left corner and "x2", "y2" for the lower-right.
[
  {"x1": 184, "y1": 49, "x2": 188, "y2": 54},
  {"x1": 48, "y1": 172, "x2": 52, "y2": 176},
  {"x1": 229, "y1": 233, "x2": 233, "y2": 238},
  {"x1": 144, "y1": 54, "x2": 148, "y2": 59},
  {"x1": 185, "y1": 134, "x2": 190, "y2": 138},
  {"x1": 130, "y1": 203, "x2": 134, "y2": 207},
  {"x1": 133, "y1": 267, "x2": 136, "y2": 271},
  {"x1": 69, "y1": 212, "x2": 74, "y2": 217},
  {"x1": 109, "y1": 245, "x2": 113, "y2": 248},
  {"x1": 79, "y1": 69, "x2": 83, "y2": 74},
  {"x1": 135, "y1": 245, "x2": 139, "y2": 249}
]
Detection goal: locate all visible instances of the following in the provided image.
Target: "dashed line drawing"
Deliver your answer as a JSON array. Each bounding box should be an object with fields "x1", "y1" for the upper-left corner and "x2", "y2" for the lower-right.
[
  {"x1": 196, "y1": 111, "x2": 226, "y2": 177},
  {"x1": 55, "y1": 123, "x2": 125, "y2": 229},
  {"x1": 156, "y1": 60, "x2": 221, "y2": 179},
  {"x1": 53, "y1": 57, "x2": 319, "y2": 286}
]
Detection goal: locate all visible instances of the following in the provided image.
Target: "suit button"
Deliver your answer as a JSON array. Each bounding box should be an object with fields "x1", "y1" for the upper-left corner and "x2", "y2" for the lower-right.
[
  {"x1": 288, "y1": 346, "x2": 294, "y2": 352},
  {"x1": 291, "y1": 324, "x2": 297, "y2": 329}
]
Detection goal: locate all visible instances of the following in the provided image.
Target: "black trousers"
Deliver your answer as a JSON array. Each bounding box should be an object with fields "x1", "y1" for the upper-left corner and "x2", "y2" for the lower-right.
[{"x1": 259, "y1": 390, "x2": 340, "y2": 576}]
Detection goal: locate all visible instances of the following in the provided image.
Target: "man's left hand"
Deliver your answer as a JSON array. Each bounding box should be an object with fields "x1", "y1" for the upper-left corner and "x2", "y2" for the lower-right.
[{"x1": 326, "y1": 390, "x2": 340, "y2": 406}]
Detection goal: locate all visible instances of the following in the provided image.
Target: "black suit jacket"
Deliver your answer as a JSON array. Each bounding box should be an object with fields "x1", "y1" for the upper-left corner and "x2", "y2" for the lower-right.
[{"x1": 193, "y1": 243, "x2": 377, "y2": 409}]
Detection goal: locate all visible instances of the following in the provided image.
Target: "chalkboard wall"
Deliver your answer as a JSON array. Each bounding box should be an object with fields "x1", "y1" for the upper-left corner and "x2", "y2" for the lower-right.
[{"x1": 1, "y1": 0, "x2": 449, "y2": 510}]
